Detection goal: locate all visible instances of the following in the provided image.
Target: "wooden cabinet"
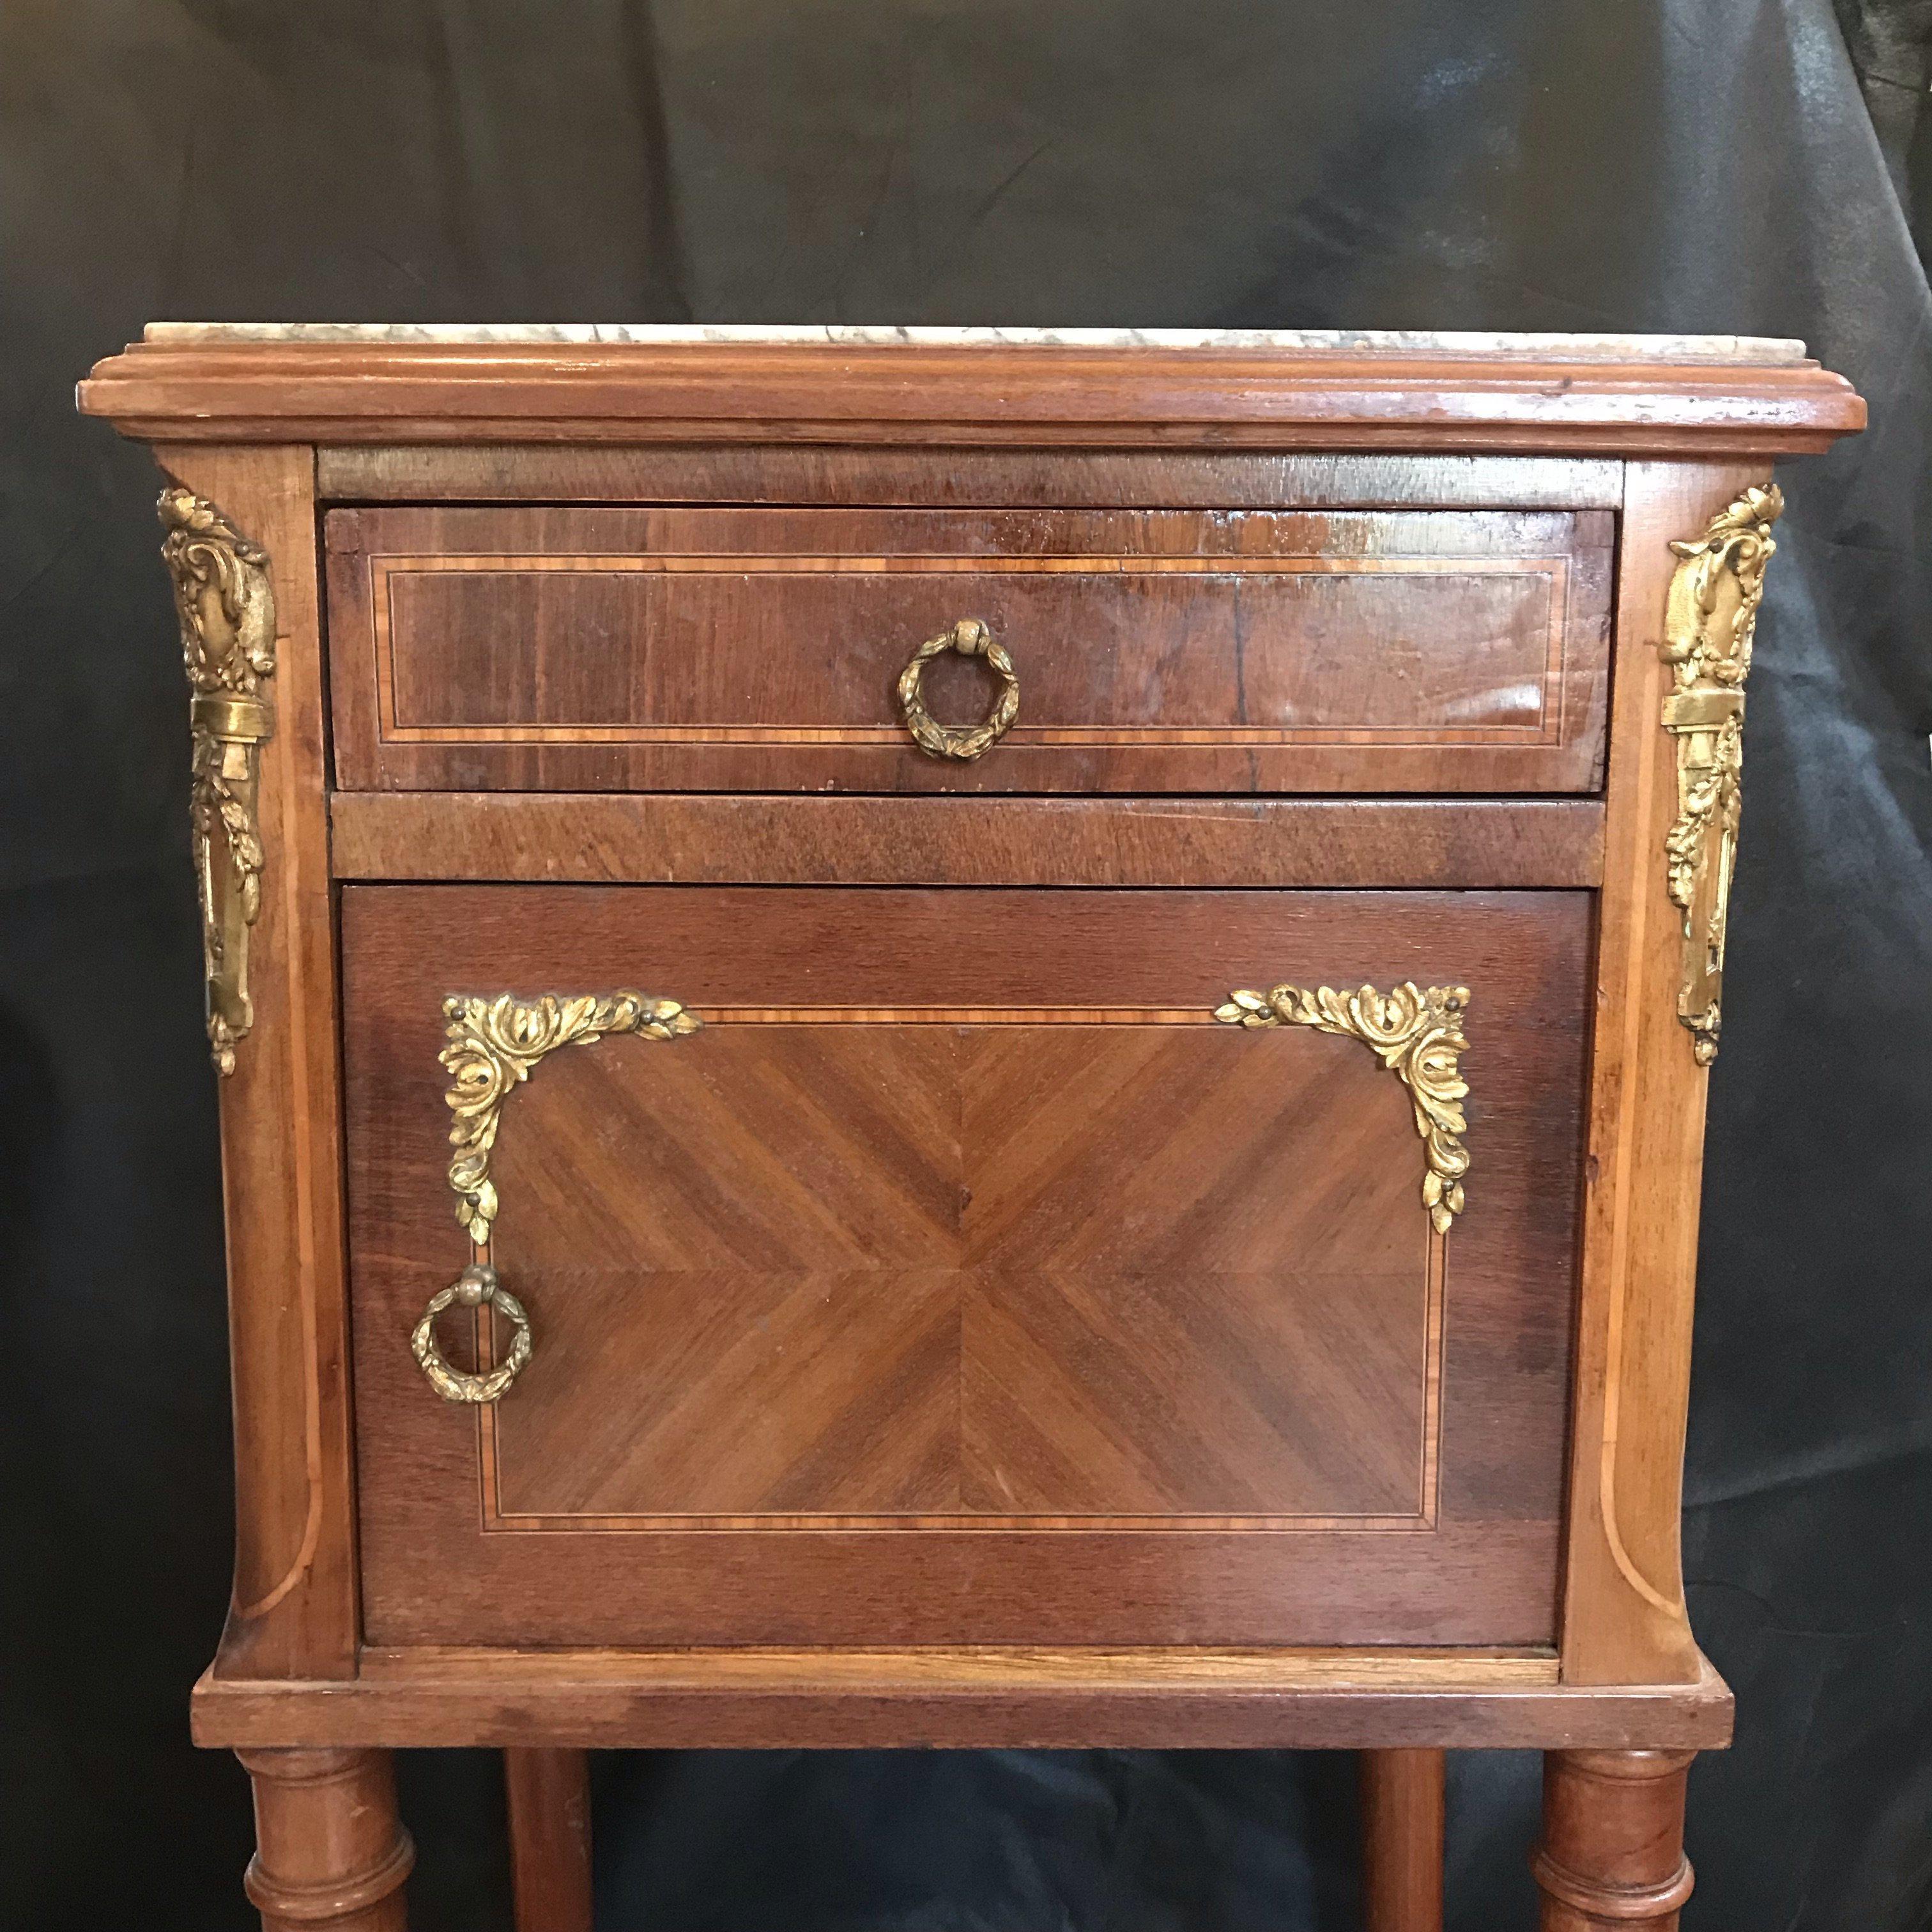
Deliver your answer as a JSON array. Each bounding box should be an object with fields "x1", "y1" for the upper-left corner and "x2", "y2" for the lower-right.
[{"x1": 79, "y1": 325, "x2": 1863, "y2": 1932}]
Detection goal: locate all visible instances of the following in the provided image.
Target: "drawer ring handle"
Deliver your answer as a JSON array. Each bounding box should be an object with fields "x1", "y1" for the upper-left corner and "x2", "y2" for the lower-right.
[
  {"x1": 411, "y1": 1263, "x2": 532, "y2": 1404},
  {"x1": 896, "y1": 618, "x2": 1020, "y2": 761}
]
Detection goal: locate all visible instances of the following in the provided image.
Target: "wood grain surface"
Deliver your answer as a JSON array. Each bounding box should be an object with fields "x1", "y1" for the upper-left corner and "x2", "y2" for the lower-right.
[
  {"x1": 235, "y1": 1746, "x2": 413, "y2": 1931},
  {"x1": 78, "y1": 335, "x2": 1865, "y2": 452},
  {"x1": 327, "y1": 793, "x2": 1606, "y2": 889},
  {"x1": 191, "y1": 1648, "x2": 1737, "y2": 1752},
  {"x1": 1560, "y1": 461, "x2": 1770, "y2": 1685},
  {"x1": 316, "y1": 445, "x2": 1624, "y2": 509},
  {"x1": 503, "y1": 1749, "x2": 593, "y2": 1932},
  {"x1": 342, "y1": 884, "x2": 1588, "y2": 1649},
  {"x1": 1360, "y1": 1748, "x2": 1446, "y2": 1932},
  {"x1": 155, "y1": 445, "x2": 361, "y2": 1682},
  {"x1": 323, "y1": 506, "x2": 1612, "y2": 794},
  {"x1": 479, "y1": 1015, "x2": 1439, "y2": 1526},
  {"x1": 1532, "y1": 1749, "x2": 1698, "y2": 1928}
]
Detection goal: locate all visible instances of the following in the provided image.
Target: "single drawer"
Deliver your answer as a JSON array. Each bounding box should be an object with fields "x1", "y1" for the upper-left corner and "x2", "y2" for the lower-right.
[
  {"x1": 343, "y1": 883, "x2": 1587, "y2": 1648},
  {"x1": 325, "y1": 506, "x2": 1613, "y2": 793}
]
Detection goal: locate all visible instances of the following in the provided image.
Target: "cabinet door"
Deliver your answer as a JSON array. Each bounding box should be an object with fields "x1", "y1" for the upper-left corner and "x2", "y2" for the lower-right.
[{"x1": 344, "y1": 885, "x2": 1586, "y2": 1648}]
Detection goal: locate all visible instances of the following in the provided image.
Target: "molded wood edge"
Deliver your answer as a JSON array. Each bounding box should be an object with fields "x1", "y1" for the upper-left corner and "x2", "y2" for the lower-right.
[
  {"x1": 190, "y1": 1650, "x2": 1734, "y2": 1751},
  {"x1": 79, "y1": 341, "x2": 1866, "y2": 454}
]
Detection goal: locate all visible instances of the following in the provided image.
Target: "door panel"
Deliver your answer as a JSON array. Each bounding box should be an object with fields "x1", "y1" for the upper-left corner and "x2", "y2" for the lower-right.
[
  {"x1": 343, "y1": 885, "x2": 1588, "y2": 1646},
  {"x1": 487, "y1": 1020, "x2": 1428, "y2": 1524}
]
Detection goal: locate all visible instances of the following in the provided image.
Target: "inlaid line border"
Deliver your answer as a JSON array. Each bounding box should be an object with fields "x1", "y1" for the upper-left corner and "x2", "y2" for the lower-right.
[
  {"x1": 369, "y1": 550, "x2": 1572, "y2": 749},
  {"x1": 467, "y1": 1006, "x2": 1450, "y2": 1538}
]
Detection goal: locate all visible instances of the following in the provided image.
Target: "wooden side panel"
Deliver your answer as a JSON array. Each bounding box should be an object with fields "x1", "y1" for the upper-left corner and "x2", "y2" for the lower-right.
[
  {"x1": 325, "y1": 507, "x2": 1613, "y2": 794},
  {"x1": 342, "y1": 885, "x2": 1588, "y2": 1649},
  {"x1": 1560, "y1": 461, "x2": 1770, "y2": 1684},
  {"x1": 156, "y1": 445, "x2": 358, "y2": 1679}
]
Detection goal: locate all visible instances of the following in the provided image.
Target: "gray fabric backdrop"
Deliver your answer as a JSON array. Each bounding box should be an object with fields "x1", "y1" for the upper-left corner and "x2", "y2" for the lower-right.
[{"x1": 3, "y1": 3, "x2": 1928, "y2": 1926}]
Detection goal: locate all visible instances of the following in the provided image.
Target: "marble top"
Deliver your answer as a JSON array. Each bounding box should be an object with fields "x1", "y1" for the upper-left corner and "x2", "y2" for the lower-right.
[{"x1": 142, "y1": 323, "x2": 1809, "y2": 362}]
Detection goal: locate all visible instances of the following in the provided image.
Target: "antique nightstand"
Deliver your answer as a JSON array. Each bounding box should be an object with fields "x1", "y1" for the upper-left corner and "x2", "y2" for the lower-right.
[{"x1": 79, "y1": 325, "x2": 1862, "y2": 1932}]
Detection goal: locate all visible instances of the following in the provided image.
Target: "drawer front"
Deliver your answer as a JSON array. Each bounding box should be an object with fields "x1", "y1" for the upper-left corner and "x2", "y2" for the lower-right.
[
  {"x1": 344, "y1": 884, "x2": 1587, "y2": 1648},
  {"x1": 326, "y1": 507, "x2": 1613, "y2": 793}
]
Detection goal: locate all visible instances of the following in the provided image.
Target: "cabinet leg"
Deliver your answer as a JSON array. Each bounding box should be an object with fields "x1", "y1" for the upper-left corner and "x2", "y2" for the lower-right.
[
  {"x1": 1359, "y1": 1747, "x2": 1445, "y2": 1932},
  {"x1": 237, "y1": 1747, "x2": 414, "y2": 1931},
  {"x1": 505, "y1": 1747, "x2": 595, "y2": 1932},
  {"x1": 1531, "y1": 1749, "x2": 1695, "y2": 1929}
]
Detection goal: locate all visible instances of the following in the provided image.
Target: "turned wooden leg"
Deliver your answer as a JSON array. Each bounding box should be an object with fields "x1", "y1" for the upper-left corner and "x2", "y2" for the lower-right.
[
  {"x1": 1531, "y1": 1749, "x2": 1695, "y2": 1929},
  {"x1": 238, "y1": 1747, "x2": 415, "y2": 1931},
  {"x1": 505, "y1": 1747, "x2": 595, "y2": 1932},
  {"x1": 1359, "y1": 1748, "x2": 1445, "y2": 1932}
]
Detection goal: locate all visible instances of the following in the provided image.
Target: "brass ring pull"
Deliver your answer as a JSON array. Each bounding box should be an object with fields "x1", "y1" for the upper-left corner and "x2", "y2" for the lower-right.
[
  {"x1": 896, "y1": 618, "x2": 1019, "y2": 761},
  {"x1": 411, "y1": 1263, "x2": 532, "y2": 1404}
]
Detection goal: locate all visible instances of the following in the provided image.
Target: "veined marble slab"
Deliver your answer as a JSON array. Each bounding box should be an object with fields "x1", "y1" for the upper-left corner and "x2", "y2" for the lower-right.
[{"x1": 142, "y1": 322, "x2": 1810, "y2": 363}]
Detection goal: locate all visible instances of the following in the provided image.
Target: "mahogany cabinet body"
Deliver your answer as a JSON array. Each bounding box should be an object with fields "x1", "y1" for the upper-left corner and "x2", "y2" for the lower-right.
[{"x1": 79, "y1": 328, "x2": 1864, "y2": 1932}]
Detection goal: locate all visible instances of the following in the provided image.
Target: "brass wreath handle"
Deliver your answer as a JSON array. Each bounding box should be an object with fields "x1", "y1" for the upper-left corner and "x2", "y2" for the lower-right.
[
  {"x1": 411, "y1": 1263, "x2": 532, "y2": 1404},
  {"x1": 895, "y1": 618, "x2": 1020, "y2": 761}
]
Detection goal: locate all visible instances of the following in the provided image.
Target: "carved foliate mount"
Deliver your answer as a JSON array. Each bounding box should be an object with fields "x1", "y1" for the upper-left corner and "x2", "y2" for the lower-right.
[
  {"x1": 1660, "y1": 484, "x2": 1782, "y2": 1064},
  {"x1": 440, "y1": 990, "x2": 702, "y2": 1247},
  {"x1": 1215, "y1": 981, "x2": 1472, "y2": 1232},
  {"x1": 160, "y1": 487, "x2": 277, "y2": 1075}
]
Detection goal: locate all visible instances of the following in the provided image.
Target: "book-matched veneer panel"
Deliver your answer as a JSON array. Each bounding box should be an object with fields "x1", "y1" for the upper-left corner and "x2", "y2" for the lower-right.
[
  {"x1": 325, "y1": 507, "x2": 1612, "y2": 794},
  {"x1": 342, "y1": 884, "x2": 1588, "y2": 1648},
  {"x1": 488, "y1": 1018, "x2": 1432, "y2": 1523}
]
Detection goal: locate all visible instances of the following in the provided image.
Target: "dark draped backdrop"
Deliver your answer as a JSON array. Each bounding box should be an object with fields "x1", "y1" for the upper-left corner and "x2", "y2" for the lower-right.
[{"x1": 4, "y1": 3, "x2": 1929, "y2": 1928}]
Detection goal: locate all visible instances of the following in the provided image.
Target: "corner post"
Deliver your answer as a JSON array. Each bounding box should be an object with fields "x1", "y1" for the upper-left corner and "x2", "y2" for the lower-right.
[
  {"x1": 1560, "y1": 460, "x2": 1775, "y2": 1683},
  {"x1": 158, "y1": 445, "x2": 358, "y2": 1681}
]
